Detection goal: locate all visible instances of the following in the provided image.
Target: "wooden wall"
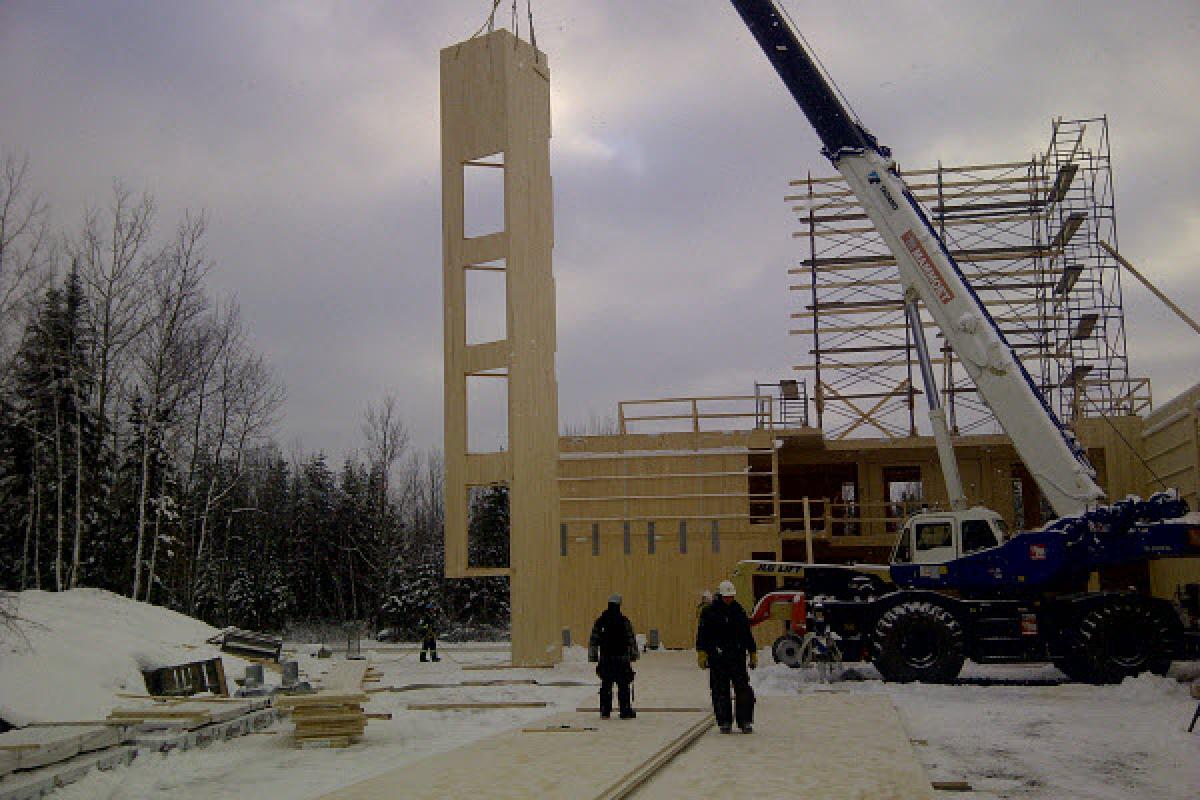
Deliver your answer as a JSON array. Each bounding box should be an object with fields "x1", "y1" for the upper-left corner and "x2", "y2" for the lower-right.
[
  {"x1": 1141, "y1": 383, "x2": 1200, "y2": 602},
  {"x1": 1141, "y1": 383, "x2": 1200, "y2": 508},
  {"x1": 552, "y1": 410, "x2": 1200, "y2": 647},
  {"x1": 557, "y1": 430, "x2": 780, "y2": 649}
]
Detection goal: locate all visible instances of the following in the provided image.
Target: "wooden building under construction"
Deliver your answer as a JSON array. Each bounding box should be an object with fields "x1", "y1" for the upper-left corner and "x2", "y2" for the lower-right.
[{"x1": 441, "y1": 32, "x2": 1200, "y2": 662}]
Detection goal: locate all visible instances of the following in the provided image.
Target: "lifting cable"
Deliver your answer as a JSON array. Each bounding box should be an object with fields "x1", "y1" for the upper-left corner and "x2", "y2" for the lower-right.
[
  {"x1": 776, "y1": 1, "x2": 863, "y2": 127},
  {"x1": 469, "y1": 0, "x2": 504, "y2": 40},
  {"x1": 469, "y1": 0, "x2": 538, "y2": 61}
]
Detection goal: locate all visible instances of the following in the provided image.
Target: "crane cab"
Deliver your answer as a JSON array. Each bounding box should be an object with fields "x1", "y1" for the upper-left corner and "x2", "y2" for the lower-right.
[{"x1": 891, "y1": 508, "x2": 1009, "y2": 566}]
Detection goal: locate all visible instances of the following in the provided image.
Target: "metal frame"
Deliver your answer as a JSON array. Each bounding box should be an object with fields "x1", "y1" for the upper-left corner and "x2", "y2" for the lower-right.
[{"x1": 788, "y1": 116, "x2": 1146, "y2": 438}]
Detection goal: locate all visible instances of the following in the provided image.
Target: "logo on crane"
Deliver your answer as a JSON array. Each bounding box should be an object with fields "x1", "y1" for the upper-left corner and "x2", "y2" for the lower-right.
[
  {"x1": 867, "y1": 171, "x2": 899, "y2": 210},
  {"x1": 901, "y1": 230, "x2": 955, "y2": 304}
]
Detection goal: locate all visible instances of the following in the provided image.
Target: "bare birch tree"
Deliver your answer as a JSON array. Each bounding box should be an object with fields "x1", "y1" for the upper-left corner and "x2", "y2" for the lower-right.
[
  {"x1": 0, "y1": 153, "x2": 51, "y2": 372},
  {"x1": 74, "y1": 184, "x2": 158, "y2": 460},
  {"x1": 130, "y1": 213, "x2": 211, "y2": 599}
]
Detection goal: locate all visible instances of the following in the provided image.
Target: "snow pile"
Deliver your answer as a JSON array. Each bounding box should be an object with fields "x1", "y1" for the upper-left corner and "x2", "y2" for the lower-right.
[{"x1": 0, "y1": 588, "x2": 243, "y2": 725}]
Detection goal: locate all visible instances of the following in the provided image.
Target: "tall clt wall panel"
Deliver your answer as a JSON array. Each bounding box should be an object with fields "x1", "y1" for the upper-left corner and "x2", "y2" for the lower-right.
[{"x1": 441, "y1": 30, "x2": 560, "y2": 666}]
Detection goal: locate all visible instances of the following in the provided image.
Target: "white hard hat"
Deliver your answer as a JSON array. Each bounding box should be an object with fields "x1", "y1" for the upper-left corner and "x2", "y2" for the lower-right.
[{"x1": 718, "y1": 580, "x2": 736, "y2": 597}]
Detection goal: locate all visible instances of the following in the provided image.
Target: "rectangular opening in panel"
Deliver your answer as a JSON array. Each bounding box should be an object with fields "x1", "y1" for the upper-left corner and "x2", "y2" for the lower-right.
[
  {"x1": 467, "y1": 374, "x2": 508, "y2": 453},
  {"x1": 467, "y1": 484, "x2": 510, "y2": 569},
  {"x1": 466, "y1": 261, "x2": 507, "y2": 345},
  {"x1": 463, "y1": 152, "x2": 505, "y2": 238}
]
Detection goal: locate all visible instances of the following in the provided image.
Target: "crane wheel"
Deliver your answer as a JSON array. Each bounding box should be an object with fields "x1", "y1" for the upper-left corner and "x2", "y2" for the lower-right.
[
  {"x1": 772, "y1": 634, "x2": 805, "y2": 668},
  {"x1": 871, "y1": 600, "x2": 965, "y2": 683},
  {"x1": 1074, "y1": 597, "x2": 1175, "y2": 684},
  {"x1": 1051, "y1": 654, "x2": 1091, "y2": 683}
]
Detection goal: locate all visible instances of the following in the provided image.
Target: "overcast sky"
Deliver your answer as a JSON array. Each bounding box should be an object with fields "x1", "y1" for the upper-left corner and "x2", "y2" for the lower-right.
[{"x1": 2, "y1": 0, "x2": 1198, "y2": 460}]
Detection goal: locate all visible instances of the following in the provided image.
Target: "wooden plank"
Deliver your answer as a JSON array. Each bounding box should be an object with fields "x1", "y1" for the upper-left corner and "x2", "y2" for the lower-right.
[
  {"x1": 461, "y1": 664, "x2": 555, "y2": 671},
  {"x1": 595, "y1": 713, "x2": 714, "y2": 800},
  {"x1": 318, "y1": 711, "x2": 711, "y2": 800},
  {"x1": 574, "y1": 707, "x2": 708, "y2": 713},
  {"x1": 406, "y1": 702, "x2": 549, "y2": 710},
  {"x1": 634, "y1": 695, "x2": 935, "y2": 799}
]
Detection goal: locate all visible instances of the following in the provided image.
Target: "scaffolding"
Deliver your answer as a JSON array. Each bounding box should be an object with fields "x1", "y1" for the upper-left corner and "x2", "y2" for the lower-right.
[{"x1": 787, "y1": 116, "x2": 1149, "y2": 439}]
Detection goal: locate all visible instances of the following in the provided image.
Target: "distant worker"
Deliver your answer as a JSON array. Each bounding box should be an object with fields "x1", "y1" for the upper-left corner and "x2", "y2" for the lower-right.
[
  {"x1": 696, "y1": 580, "x2": 757, "y2": 734},
  {"x1": 419, "y1": 604, "x2": 440, "y2": 663},
  {"x1": 696, "y1": 589, "x2": 714, "y2": 622},
  {"x1": 588, "y1": 593, "x2": 638, "y2": 719}
]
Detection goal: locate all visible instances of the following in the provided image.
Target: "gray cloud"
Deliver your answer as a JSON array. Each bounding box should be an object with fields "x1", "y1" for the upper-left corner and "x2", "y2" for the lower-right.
[{"x1": 2, "y1": 0, "x2": 1197, "y2": 459}]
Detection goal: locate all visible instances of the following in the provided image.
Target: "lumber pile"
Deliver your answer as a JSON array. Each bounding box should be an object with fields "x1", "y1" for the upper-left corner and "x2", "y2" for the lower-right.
[
  {"x1": 106, "y1": 702, "x2": 212, "y2": 731},
  {"x1": 276, "y1": 691, "x2": 370, "y2": 748}
]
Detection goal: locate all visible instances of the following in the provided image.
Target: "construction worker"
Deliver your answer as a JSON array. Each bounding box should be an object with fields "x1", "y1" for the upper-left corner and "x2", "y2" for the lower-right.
[
  {"x1": 588, "y1": 593, "x2": 638, "y2": 719},
  {"x1": 418, "y1": 604, "x2": 440, "y2": 662},
  {"x1": 696, "y1": 589, "x2": 714, "y2": 622},
  {"x1": 696, "y1": 580, "x2": 757, "y2": 734}
]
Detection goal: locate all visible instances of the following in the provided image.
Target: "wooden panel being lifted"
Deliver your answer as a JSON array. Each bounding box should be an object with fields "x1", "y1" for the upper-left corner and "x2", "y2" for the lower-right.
[{"x1": 441, "y1": 30, "x2": 560, "y2": 666}]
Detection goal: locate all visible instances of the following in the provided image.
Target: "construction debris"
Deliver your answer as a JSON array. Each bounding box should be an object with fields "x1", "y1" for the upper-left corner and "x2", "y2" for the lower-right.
[
  {"x1": 141, "y1": 656, "x2": 229, "y2": 697},
  {"x1": 208, "y1": 627, "x2": 284, "y2": 661}
]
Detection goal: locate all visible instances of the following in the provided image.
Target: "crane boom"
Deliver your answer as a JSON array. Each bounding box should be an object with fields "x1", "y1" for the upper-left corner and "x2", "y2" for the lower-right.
[{"x1": 730, "y1": 0, "x2": 1105, "y2": 517}]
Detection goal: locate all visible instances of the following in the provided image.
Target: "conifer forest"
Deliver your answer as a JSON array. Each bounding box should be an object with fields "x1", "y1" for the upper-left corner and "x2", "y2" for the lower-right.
[{"x1": 0, "y1": 153, "x2": 510, "y2": 637}]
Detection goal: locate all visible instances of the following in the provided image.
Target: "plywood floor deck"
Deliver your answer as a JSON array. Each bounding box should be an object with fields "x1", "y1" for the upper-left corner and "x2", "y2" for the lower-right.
[{"x1": 319, "y1": 651, "x2": 934, "y2": 800}]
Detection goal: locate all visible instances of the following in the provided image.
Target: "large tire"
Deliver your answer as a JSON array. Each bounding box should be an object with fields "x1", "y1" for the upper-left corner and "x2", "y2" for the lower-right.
[
  {"x1": 1051, "y1": 654, "x2": 1091, "y2": 683},
  {"x1": 871, "y1": 600, "x2": 965, "y2": 683},
  {"x1": 772, "y1": 634, "x2": 804, "y2": 668},
  {"x1": 1072, "y1": 597, "x2": 1176, "y2": 684}
]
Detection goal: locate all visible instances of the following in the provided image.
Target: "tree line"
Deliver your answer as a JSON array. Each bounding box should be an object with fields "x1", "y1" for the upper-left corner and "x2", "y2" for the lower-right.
[{"x1": 0, "y1": 153, "x2": 508, "y2": 636}]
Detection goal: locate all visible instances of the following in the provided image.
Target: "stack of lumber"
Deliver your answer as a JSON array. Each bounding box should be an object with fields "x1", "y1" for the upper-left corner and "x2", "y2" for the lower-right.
[
  {"x1": 106, "y1": 702, "x2": 212, "y2": 731},
  {"x1": 275, "y1": 691, "x2": 370, "y2": 748},
  {"x1": 0, "y1": 724, "x2": 122, "y2": 772}
]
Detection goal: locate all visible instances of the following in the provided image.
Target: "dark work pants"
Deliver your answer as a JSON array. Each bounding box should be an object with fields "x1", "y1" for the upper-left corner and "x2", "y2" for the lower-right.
[
  {"x1": 597, "y1": 658, "x2": 634, "y2": 716},
  {"x1": 709, "y1": 658, "x2": 755, "y2": 728},
  {"x1": 420, "y1": 636, "x2": 438, "y2": 661},
  {"x1": 600, "y1": 679, "x2": 633, "y2": 716}
]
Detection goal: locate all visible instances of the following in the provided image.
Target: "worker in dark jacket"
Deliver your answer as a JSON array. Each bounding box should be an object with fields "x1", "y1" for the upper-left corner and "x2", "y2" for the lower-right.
[
  {"x1": 696, "y1": 580, "x2": 757, "y2": 733},
  {"x1": 588, "y1": 593, "x2": 638, "y2": 719},
  {"x1": 418, "y1": 605, "x2": 440, "y2": 662}
]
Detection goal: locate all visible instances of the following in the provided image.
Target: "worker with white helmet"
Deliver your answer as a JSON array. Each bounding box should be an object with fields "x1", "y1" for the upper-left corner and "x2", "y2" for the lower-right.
[{"x1": 696, "y1": 580, "x2": 757, "y2": 734}]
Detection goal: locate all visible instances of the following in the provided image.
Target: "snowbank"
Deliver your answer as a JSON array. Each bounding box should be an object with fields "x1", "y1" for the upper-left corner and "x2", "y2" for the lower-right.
[{"x1": 0, "y1": 588, "x2": 244, "y2": 725}]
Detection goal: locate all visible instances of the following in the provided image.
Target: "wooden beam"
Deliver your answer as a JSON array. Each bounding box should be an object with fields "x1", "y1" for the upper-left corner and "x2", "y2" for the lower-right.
[{"x1": 1100, "y1": 241, "x2": 1200, "y2": 336}]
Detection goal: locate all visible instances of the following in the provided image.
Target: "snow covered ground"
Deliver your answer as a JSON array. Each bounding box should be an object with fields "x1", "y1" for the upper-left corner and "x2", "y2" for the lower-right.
[
  {"x1": 756, "y1": 662, "x2": 1200, "y2": 800},
  {"x1": 3, "y1": 591, "x2": 1198, "y2": 799}
]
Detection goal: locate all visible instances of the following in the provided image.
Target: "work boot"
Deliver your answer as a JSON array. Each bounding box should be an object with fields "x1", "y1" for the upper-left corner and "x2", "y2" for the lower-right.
[
  {"x1": 719, "y1": 725, "x2": 732, "y2": 734},
  {"x1": 619, "y1": 709, "x2": 636, "y2": 719},
  {"x1": 739, "y1": 724, "x2": 754, "y2": 734},
  {"x1": 420, "y1": 652, "x2": 427, "y2": 662},
  {"x1": 431, "y1": 654, "x2": 440, "y2": 662},
  {"x1": 600, "y1": 712, "x2": 610, "y2": 720}
]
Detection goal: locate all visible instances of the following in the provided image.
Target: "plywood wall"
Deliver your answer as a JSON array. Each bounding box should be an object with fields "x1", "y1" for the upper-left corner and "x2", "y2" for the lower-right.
[
  {"x1": 441, "y1": 30, "x2": 560, "y2": 666},
  {"x1": 1141, "y1": 383, "x2": 1200, "y2": 509},
  {"x1": 557, "y1": 430, "x2": 781, "y2": 649}
]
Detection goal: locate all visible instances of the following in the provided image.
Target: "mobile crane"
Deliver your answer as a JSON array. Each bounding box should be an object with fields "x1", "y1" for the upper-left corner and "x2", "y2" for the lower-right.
[{"x1": 726, "y1": 0, "x2": 1200, "y2": 683}]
